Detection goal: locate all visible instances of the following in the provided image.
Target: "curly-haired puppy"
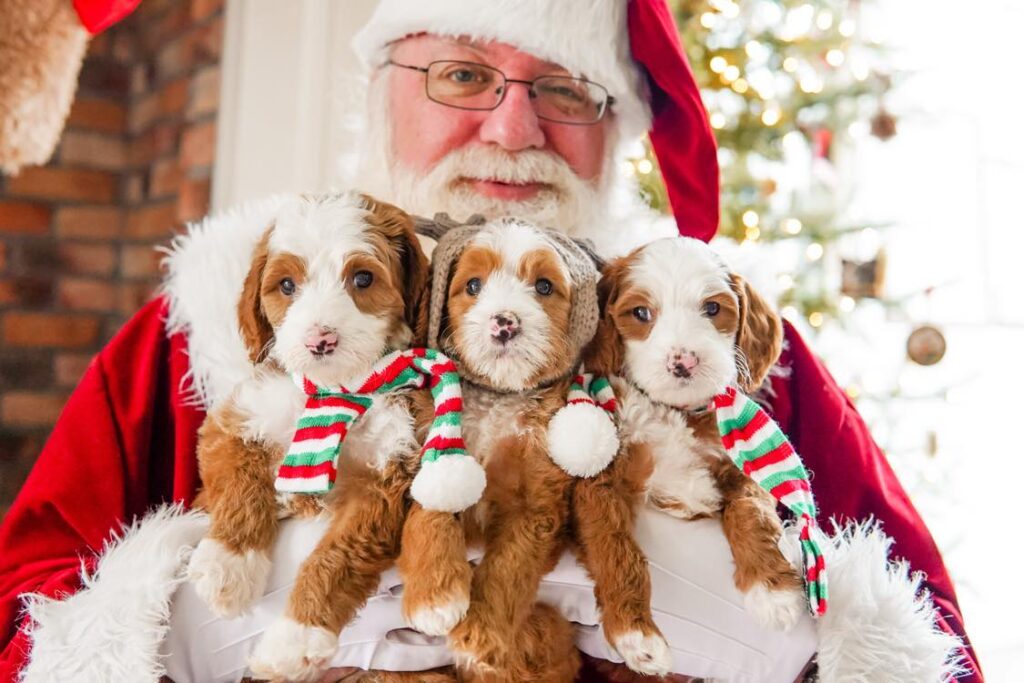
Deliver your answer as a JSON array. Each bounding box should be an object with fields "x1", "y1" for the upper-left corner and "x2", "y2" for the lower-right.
[{"x1": 584, "y1": 235, "x2": 807, "y2": 631}]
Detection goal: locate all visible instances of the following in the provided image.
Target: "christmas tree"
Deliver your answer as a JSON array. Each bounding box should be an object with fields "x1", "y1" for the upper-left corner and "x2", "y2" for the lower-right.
[{"x1": 631, "y1": 0, "x2": 896, "y2": 329}]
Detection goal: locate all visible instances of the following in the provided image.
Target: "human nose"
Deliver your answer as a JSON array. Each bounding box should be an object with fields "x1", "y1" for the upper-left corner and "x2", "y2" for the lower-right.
[{"x1": 477, "y1": 82, "x2": 546, "y2": 151}]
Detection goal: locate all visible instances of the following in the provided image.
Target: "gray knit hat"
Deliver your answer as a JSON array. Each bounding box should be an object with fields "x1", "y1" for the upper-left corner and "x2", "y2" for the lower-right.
[{"x1": 416, "y1": 214, "x2": 601, "y2": 382}]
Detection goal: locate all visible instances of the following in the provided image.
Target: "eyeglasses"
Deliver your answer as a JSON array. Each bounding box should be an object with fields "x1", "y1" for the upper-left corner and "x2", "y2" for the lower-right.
[{"x1": 387, "y1": 59, "x2": 615, "y2": 125}]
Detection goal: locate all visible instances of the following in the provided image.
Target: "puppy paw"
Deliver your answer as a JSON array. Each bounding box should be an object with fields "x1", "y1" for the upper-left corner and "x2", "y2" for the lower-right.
[
  {"x1": 248, "y1": 618, "x2": 337, "y2": 682},
  {"x1": 187, "y1": 538, "x2": 271, "y2": 618},
  {"x1": 743, "y1": 583, "x2": 805, "y2": 631},
  {"x1": 407, "y1": 594, "x2": 470, "y2": 636},
  {"x1": 612, "y1": 629, "x2": 672, "y2": 676},
  {"x1": 447, "y1": 611, "x2": 508, "y2": 669}
]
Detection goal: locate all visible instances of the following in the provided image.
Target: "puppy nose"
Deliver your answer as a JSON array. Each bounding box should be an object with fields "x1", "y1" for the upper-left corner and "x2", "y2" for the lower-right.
[
  {"x1": 668, "y1": 350, "x2": 700, "y2": 378},
  {"x1": 490, "y1": 312, "x2": 521, "y2": 342},
  {"x1": 305, "y1": 328, "x2": 338, "y2": 355}
]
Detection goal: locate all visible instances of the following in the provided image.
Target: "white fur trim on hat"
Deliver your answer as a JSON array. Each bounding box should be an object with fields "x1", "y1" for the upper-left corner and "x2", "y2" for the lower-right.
[
  {"x1": 411, "y1": 455, "x2": 487, "y2": 513},
  {"x1": 352, "y1": 0, "x2": 651, "y2": 139},
  {"x1": 547, "y1": 402, "x2": 619, "y2": 478}
]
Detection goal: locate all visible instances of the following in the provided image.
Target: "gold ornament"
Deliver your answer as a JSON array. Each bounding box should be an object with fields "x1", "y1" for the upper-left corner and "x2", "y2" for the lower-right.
[{"x1": 906, "y1": 325, "x2": 946, "y2": 366}]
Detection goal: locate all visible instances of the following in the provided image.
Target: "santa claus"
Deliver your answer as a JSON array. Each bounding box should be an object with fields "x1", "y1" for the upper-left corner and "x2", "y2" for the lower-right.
[{"x1": 0, "y1": 1, "x2": 980, "y2": 682}]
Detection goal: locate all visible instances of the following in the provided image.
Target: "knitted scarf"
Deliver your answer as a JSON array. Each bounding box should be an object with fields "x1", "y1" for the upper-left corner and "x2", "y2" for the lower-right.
[
  {"x1": 276, "y1": 348, "x2": 469, "y2": 495},
  {"x1": 571, "y1": 377, "x2": 828, "y2": 616},
  {"x1": 711, "y1": 386, "x2": 828, "y2": 616}
]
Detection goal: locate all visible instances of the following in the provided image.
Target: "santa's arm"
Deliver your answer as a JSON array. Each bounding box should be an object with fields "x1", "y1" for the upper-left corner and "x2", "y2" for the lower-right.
[
  {"x1": 771, "y1": 322, "x2": 983, "y2": 681},
  {"x1": 0, "y1": 298, "x2": 203, "y2": 681}
]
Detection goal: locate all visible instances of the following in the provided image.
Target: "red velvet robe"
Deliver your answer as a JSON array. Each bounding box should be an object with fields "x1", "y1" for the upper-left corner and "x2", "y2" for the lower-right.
[{"x1": 0, "y1": 296, "x2": 982, "y2": 681}]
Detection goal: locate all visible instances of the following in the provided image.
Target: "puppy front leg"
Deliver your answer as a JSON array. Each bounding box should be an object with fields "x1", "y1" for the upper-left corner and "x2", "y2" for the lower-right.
[
  {"x1": 249, "y1": 464, "x2": 410, "y2": 682},
  {"x1": 398, "y1": 502, "x2": 472, "y2": 636},
  {"x1": 188, "y1": 414, "x2": 278, "y2": 617},
  {"x1": 711, "y1": 458, "x2": 805, "y2": 631},
  {"x1": 573, "y1": 442, "x2": 671, "y2": 677},
  {"x1": 448, "y1": 441, "x2": 571, "y2": 672}
]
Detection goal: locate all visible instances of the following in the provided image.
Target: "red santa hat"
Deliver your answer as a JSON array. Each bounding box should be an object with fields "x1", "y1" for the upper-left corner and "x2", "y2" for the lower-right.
[{"x1": 352, "y1": 0, "x2": 720, "y2": 242}]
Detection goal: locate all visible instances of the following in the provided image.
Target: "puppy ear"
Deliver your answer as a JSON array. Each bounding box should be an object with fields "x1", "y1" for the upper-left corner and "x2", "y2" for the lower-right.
[
  {"x1": 360, "y1": 194, "x2": 431, "y2": 343},
  {"x1": 582, "y1": 256, "x2": 629, "y2": 377},
  {"x1": 238, "y1": 228, "x2": 274, "y2": 364},
  {"x1": 729, "y1": 273, "x2": 783, "y2": 392}
]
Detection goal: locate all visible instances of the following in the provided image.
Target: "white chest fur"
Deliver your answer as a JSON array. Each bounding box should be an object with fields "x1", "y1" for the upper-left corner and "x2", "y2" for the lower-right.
[
  {"x1": 226, "y1": 370, "x2": 419, "y2": 471},
  {"x1": 613, "y1": 378, "x2": 725, "y2": 518},
  {"x1": 460, "y1": 384, "x2": 540, "y2": 466}
]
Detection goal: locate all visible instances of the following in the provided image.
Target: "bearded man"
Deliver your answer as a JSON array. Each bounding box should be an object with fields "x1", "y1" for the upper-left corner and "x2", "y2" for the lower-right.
[{"x1": 0, "y1": 1, "x2": 981, "y2": 682}]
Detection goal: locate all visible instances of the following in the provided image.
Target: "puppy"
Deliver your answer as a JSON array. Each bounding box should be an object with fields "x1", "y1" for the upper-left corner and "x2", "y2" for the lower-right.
[
  {"x1": 400, "y1": 217, "x2": 668, "y2": 682},
  {"x1": 185, "y1": 192, "x2": 434, "y2": 681},
  {"x1": 584, "y1": 235, "x2": 807, "y2": 630}
]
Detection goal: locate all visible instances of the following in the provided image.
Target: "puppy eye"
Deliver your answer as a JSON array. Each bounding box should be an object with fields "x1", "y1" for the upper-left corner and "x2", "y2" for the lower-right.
[
  {"x1": 353, "y1": 271, "x2": 374, "y2": 289},
  {"x1": 632, "y1": 306, "x2": 652, "y2": 323},
  {"x1": 703, "y1": 301, "x2": 721, "y2": 317},
  {"x1": 279, "y1": 278, "x2": 296, "y2": 296},
  {"x1": 466, "y1": 278, "x2": 482, "y2": 296},
  {"x1": 535, "y1": 278, "x2": 553, "y2": 296}
]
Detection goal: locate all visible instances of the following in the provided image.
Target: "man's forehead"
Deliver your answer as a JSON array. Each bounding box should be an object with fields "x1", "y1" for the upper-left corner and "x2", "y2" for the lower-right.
[{"x1": 393, "y1": 33, "x2": 572, "y2": 74}]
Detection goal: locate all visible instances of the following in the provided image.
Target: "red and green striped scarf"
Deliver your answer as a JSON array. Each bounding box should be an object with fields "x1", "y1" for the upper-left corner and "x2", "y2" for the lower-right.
[
  {"x1": 711, "y1": 386, "x2": 828, "y2": 616},
  {"x1": 276, "y1": 348, "x2": 474, "y2": 502}
]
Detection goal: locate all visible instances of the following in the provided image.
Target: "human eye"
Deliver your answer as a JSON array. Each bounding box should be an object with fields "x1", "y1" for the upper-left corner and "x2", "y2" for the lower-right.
[
  {"x1": 440, "y1": 62, "x2": 492, "y2": 85},
  {"x1": 537, "y1": 78, "x2": 588, "y2": 103}
]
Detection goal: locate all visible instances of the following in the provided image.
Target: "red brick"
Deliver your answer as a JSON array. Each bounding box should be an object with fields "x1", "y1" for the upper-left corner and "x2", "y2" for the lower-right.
[
  {"x1": 112, "y1": 31, "x2": 137, "y2": 61},
  {"x1": 128, "y1": 130, "x2": 157, "y2": 166},
  {"x1": 153, "y1": 122, "x2": 182, "y2": 157},
  {"x1": 7, "y1": 168, "x2": 117, "y2": 203},
  {"x1": 2, "y1": 392, "x2": 71, "y2": 427},
  {"x1": 54, "y1": 352, "x2": 94, "y2": 387},
  {"x1": 0, "y1": 277, "x2": 52, "y2": 307},
  {"x1": 126, "y1": 202, "x2": 179, "y2": 240},
  {"x1": 0, "y1": 244, "x2": 7, "y2": 271},
  {"x1": 78, "y1": 59, "x2": 131, "y2": 97},
  {"x1": 86, "y1": 32, "x2": 111, "y2": 58},
  {"x1": 121, "y1": 244, "x2": 164, "y2": 278},
  {"x1": 0, "y1": 202, "x2": 51, "y2": 235},
  {"x1": 139, "y1": 1, "x2": 190, "y2": 52},
  {"x1": 118, "y1": 281, "x2": 156, "y2": 315},
  {"x1": 58, "y1": 242, "x2": 117, "y2": 276},
  {"x1": 156, "y1": 37, "x2": 194, "y2": 81},
  {"x1": 67, "y1": 98, "x2": 127, "y2": 133},
  {"x1": 124, "y1": 173, "x2": 145, "y2": 204},
  {"x1": 57, "y1": 277, "x2": 117, "y2": 312},
  {"x1": 59, "y1": 131, "x2": 127, "y2": 170},
  {"x1": 193, "y1": 15, "x2": 224, "y2": 63},
  {"x1": 191, "y1": 0, "x2": 224, "y2": 21},
  {"x1": 180, "y1": 121, "x2": 216, "y2": 169},
  {"x1": 188, "y1": 66, "x2": 220, "y2": 120},
  {"x1": 2, "y1": 312, "x2": 100, "y2": 348},
  {"x1": 177, "y1": 176, "x2": 211, "y2": 222},
  {"x1": 129, "y1": 91, "x2": 160, "y2": 134},
  {"x1": 0, "y1": 352, "x2": 52, "y2": 389},
  {"x1": 149, "y1": 159, "x2": 183, "y2": 198},
  {"x1": 55, "y1": 206, "x2": 124, "y2": 240},
  {"x1": 160, "y1": 78, "x2": 189, "y2": 116},
  {"x1": 131, "y1": 62, "x2": 150, "y2": 96}
]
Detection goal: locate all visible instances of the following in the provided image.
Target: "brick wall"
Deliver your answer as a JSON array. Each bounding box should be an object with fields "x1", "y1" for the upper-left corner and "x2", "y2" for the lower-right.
[{"x1": 0, "y1": 0, "x2": 224, "y2": 513}]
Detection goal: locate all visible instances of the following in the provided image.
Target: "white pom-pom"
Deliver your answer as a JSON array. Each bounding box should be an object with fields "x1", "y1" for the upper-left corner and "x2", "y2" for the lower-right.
[
  {"x1": 411, "y1": 456, "x2": 486, "y2": 512},
  {"x1": 547, "y1": 403, "x2": 619, "y2": 478}
]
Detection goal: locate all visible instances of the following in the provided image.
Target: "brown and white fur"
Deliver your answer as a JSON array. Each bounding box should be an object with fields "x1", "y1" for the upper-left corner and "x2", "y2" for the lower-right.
[
  {"x1": 184, "y1": 192, "x2": 435, "y2": 682},
  {"x1": 585, "y1": 236, "x2": 807, "y2": 632},
  {"x1": 398, "y1": 219, "x2": 666, "y2": 682}
]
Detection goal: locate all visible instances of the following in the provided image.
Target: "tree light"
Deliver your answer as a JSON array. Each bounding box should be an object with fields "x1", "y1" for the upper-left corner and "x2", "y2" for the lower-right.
[
  {"x1": 761, "y1": 108, "x2": 781, "y2": 126},
  {"x1": 782, "y1": 218, "x2": 803, "y2": 234},
  {"x1": 723, "y1": 65, "x2": 741, "y2": 82},
  {"x1": 808, "y1": 311, "x2": 825, "y2": 327},
  {"x1": 839, "y1": 19, "x2": 856, "y2": 37},
  {"x1": 806, "y1": 242, "x2": 824, "y2": 260},
  {"x1": 816, "y1": 10, "x2": 834, "y2": 31},
  {"x1": 732, "y1": 78, "x2": 749, "y2": 94},
  {"x1": 742, "y1": 210, "x2": 759, "y2": 228},
  {"x1": 636, "y1": 159, "x2": 654, "y2": 175},
  {"x1": 710, "y1": 112, "x2": 727, "y2": 129},
  {"x1": 783, "y1": 57, "x2": 800, "y2": 72},
  {"x1": 701, "y1": 12, "x2": 717, "y2": 28},
  {"x1": 840, "y1": 295, "x2": 856, "y2": 312},
  {"x1": 745, "y1": 226, "x2": 761, "y2": 241},
  {"x1": 826, "y1": 49, "x2": 845, "y2": 67},
  {"x1": 710, "y1": 56, "x2": 728, "y2": 73}
]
